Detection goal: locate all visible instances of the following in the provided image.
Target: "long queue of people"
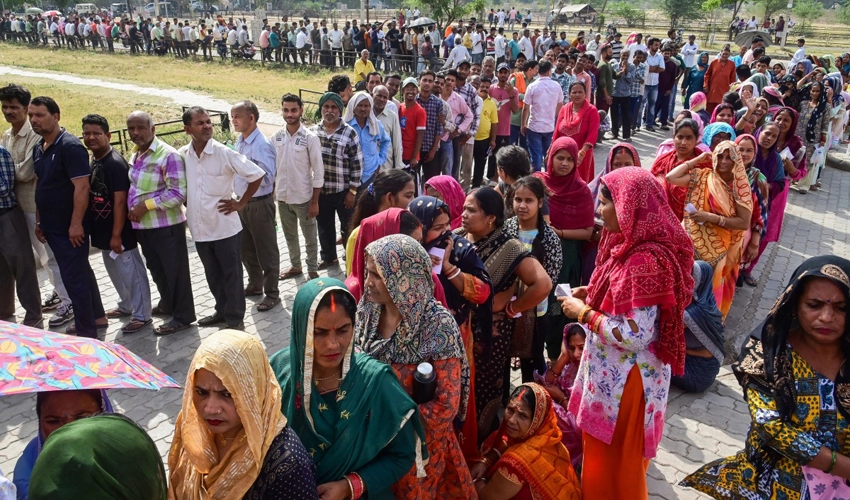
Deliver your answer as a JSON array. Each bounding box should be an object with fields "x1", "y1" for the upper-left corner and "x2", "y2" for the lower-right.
[{"x1": 1, "y1": 23, "x2": 850, "y2": 500}]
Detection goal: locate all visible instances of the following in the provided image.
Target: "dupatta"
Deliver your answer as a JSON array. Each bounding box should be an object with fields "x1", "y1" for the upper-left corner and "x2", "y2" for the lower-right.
[
  {"x1": 651, "y1": 148, "x2": 711, "y2": 221},
  {"x1": 536, "y1": 137, "x2": 595, "y2": 230},
  {"x1": 684, "y1": 261, "x2": 726, "y2": 363},
  {"x1": 270, "y1": 278, "x2": 427, "y2": 484},
  {"x1": 589, "y1": 141, "x2": 641, "y2": 210},
  {"x1": 480, "y1": 383, "x2": 581, "y2": 500},
  {"x1": 424, "y1": 175, "x2": 465, "y2": 230},
  {"x1": 588, "y1": 167, "x2": 694, "y2": 375}
]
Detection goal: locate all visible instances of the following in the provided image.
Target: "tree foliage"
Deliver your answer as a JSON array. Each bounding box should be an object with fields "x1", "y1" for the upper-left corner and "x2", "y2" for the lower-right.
[
  {"x1": 610, "y1": 1, "x2": 645, "y2": 27},
  {"x1": 413, "y1": 0, "x2": 485, "y2": 27},
  {"x1": 840, "y1": 2, "x2": 850, "y2": 24},
  {"x1": 661, "y1": 0, "x2": 705, "y2": 28},
  {"x1": 792, "y1": 0, "x2": 823, "y2": 36},
  {"x1": 756, "y1": 0, "x2": 787, "y2": 20}
]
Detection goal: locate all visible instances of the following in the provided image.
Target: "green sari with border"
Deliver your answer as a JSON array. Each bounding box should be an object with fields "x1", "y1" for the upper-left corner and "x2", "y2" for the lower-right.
[{"x1": 269, "y1": 278, "x2": 428, "y2": 498}]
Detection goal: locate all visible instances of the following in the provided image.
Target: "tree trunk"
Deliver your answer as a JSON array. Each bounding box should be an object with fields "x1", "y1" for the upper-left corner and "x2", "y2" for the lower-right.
[{"x1": 597, "y1": 0, "x2": 609, "y2": 31}]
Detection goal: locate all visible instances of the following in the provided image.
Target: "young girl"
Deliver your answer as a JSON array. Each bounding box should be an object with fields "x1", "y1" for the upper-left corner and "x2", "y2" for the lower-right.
[{"x1": 542, "y1": 323, "x2": 586, "y2": 469}]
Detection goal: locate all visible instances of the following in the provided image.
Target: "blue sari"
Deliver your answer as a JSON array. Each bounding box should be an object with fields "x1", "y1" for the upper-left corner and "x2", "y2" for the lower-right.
[{"x1": 684, "y1": 52, "x2": 709, "y2": 109}]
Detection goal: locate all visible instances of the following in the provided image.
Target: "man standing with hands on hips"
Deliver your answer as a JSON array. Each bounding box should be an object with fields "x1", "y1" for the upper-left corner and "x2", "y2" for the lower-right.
[{"x1": 179, "y1": 106, "x2": 265, "y2": 331}]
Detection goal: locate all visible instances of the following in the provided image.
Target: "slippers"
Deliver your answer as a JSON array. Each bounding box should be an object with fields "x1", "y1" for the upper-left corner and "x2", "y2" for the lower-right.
[
  {"x1": 151, "y1": 306, "x2": 170, "y2": 317},
  {"x1": 105, "y1": 308, "x2": 131, "y2": 319},
  {"x1": 279, "y1": 268, "x2": 303, "y2": 280},
  {"x1": 257, "y1": 297, "x2": 281, "y2": 312},
  {"x1": 122, "y1": 318, "x2": 153, "y2": 334},
  {"x1": 744, "y1": 274, "x2": 758, "y2": 287},
  {"x1": 317, "y1": 259, "x2": 338, "y2": 270},
  {"x1": 156, "y1": 320, "x2": 192, "y2": 336},
  {"x1": 244, "y1": 287, "x2": 263, "y2": 297}
]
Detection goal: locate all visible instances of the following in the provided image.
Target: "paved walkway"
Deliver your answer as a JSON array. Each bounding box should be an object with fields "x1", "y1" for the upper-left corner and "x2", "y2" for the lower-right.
[{"x1": 1, "y1": 105, "x2": 848, "y2": 497}]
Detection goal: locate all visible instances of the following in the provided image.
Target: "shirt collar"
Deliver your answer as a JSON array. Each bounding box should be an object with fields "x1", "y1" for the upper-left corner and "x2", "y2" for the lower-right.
[
  {"x1": 14, "y1": 120, "x2": 33, "y2": 138},
  {"x1": 238, "y1": 126, "x2": 263, "y2": 145},
  {"x1": 284, "y1": 123, "x2": 305, "y2": 138}
]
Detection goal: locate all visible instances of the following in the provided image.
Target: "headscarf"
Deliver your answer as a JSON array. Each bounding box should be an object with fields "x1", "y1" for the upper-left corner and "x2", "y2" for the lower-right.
[
  {"x1": 318, "y1": 91, "x2": 344, "y2": 113},
  {"x1": 270, "y1": 278, "x2": 427, "y2": 484},
  {"x1": 801, "y1": 81, "x2": 827, "y2": 143},
  {"x1": 168, "y1": 330, "x2": 286, "y2": 500},
  {"x1": 30, "y1": 414, "x2": 166, "y2": 500},
  {"x1": 588, "y1": 141, "x2": 641, "y2": 209},
  {"x1": 734, "y1": 256, "x2": 850, "y2": 475},
  {"x1": 696, "y1": 51, "x2": 710, "y2": 71},
  {"x1": 761, "y1": 86, "x2": 785, "y2": 111},
  {"x1": 709, "y1": 102, "x2": 736, "y2": 125},
  {"x1": 735, "y1": 133, "x2": 770, "y2": 234},
  {"x1": 626, "y1": 32, "x2": 637, "y2": 46},
  {"x1": 825, "y1": 74, "x2": 845, "y2": 107},
  {"x1": 752, "y1": 123, "x2": 787, "y2": 190},
  {"x1": 345, "y1": 208, "x2": 403, "y2": 302},
  {"x1": 479, "y1": 383, "x2": 582, "y2": 500},
  {"x1": 424, "y1": 175, "x2": 465, "y2": 230},
  {"x1": 342, "y1": 91, "x2": 380, "y2": 137},
  {"x1": 771, "y1": 106, "x2": 804, "y2": 166},
  {"x1": 654, "y1": 111, "x2": 710, "y2": 157},
  {"x1": 684, "y1": 261, "x2": 725, "y2": 363},
  {"x1": 745, "y1": 73, "x2": 770, "y2": 95},
  {"x1": 689, "y1": 91, "x2": 707, "y2": 113},
  {"x1": 588, "y1": 167, "x2": 694, "y2": 375},
  {"x1": 355, "y1": 234, "x2": 470, "y2": 419},
  {"x1": 408, "y1": 196, "x2": 494, "y2": 355},
  {"x1": 823, "y1": 54, "x2": 836, "y2": 72},
  {"x1": 737, "y1": 81, "x2": 760, "y2": 100},
  {"x1": 535, "y1": 137, "x2": 595, "y2": 230},
  {"x1": 842, "y1": 53, "x2": 850, "y2": 75},
  {"x1": 798, "y1": 58, "x2": 814, "y2": 75},
  {"x1": 702, "y1": 122, "x2": 736, "y2": 148}
]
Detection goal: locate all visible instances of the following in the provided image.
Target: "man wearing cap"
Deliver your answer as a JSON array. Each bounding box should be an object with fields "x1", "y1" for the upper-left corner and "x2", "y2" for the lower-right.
[
  {"x1": 415, "y1": 70, "x2": 445, "y2": 184},
  {"x1": 398, "y1": 77, "x2": 427, "y2": 173},
  {"x1": 312, "y1": 92, "x2": 363, "y2": 270}
]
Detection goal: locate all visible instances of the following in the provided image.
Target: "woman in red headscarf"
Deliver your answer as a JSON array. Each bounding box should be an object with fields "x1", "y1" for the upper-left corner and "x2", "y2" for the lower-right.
[
  {"x1": 558, "y1": 167, "x2": 694, "y2": 499},
  {"x1": 424, "y1": 175, "x2": 466, "y2": 230},
  {"x1": 534, "y1": 137, "x2": 595, "y2": 362},
  {"x1": 553, "y1": 81, "x2": 600, "y2": 183},
  {"x1": 650, "y1": 118, "x2": 712, "y2": 220}
]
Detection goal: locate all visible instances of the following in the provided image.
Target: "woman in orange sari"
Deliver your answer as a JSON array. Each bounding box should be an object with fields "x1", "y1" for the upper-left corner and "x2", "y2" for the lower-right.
[
  {"x1": 470, "y1": 383, "x2": 582, "y2": 500},
  {"x1": 666, "y1": 140, "x2": 753, "y2": 319}
]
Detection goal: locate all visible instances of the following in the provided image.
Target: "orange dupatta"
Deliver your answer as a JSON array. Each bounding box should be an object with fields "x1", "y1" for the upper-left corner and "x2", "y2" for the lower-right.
[{"x1": 480, "y1": 383, "x2": 582, "y2": 500}]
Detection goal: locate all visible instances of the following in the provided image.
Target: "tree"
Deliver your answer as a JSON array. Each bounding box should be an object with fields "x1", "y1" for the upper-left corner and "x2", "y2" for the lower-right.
[
  {"x1": 610, "y1": 1, "x2": 645, "y2": 27},
  {"x1": 413, "y1": 0, "x2": 485, "y2": 28},
  {"x1": 792, "y1": 0, "x2": 823, "y2": 35},
  {"x1": 840, "y1": 2, "x2": 850, "y2": 23},
  {"x1": 756, "y1": 0, "x2": 787, "y2": 20},
  {"x1": 661, "y1": 0, "x2": 705, "y2": 28}
]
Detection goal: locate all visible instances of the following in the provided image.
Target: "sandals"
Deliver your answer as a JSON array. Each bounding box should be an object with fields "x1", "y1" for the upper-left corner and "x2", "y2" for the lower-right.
[
  {"x1": 256, "y1": 297, "x2": 281, "y2": 312},
  {"x1": 65, "y1": 322, "x2": 109, "y2": 335},
  {"x1": 244, "y1": 287, "x2": 263, "y2": 297},
  {"x1": 155, "y1": 320, "x2": 192, "y2": 336},
  {"x1": 511, "y1": 357, "x2": 521, "y2": 371},
  {"x1": 279, "y1": 268, "x2": 303, "y2": 280},
  {"x1": 122, "y1": 318, "x2": 153, "y2": 334},
  {"x1": 105, "y1": 308, "x2": 131, "y2": 319},
  {"x1": 317, "y1": 259, "x2": 339, "y2": 270},
  {"x1": 151, "y1": 306, "x2": 170, "y2": 317},
  {"x1": 743, "y1": 273, "x2": 758, "y2": 287}
]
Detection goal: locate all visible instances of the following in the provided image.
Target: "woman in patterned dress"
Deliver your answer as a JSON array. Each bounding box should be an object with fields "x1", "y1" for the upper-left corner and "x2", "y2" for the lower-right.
[
  {"x1": 558, "y1": 167, "x2": 694, "y2": 499},
  {"x1": 682, "y1": 255, "x2": 850, "y2": 499},
  {"x1": 355, "y1": 234, "x2": 477, "y2": 499}
]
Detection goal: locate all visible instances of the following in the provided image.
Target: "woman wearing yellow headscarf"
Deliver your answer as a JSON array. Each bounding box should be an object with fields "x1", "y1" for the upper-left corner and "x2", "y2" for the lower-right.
[
  {"x1": 666, "y1": 141, "x2": 754, "y2": 320},
  {"x1": 167, "y1": 330, "x2": 318, "y2": 499}
]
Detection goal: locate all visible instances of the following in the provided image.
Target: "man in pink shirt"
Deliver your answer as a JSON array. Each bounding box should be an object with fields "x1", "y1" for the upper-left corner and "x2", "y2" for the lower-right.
[
  {"x1": 259, "y1": 23, "x2": 271, "y2": 63},
  {"x1": 488, "y1": 62, "x2": 519, "y2": 184},
  {"x1": 437, "y1": 70, "x2": 473, "y2": 178}
]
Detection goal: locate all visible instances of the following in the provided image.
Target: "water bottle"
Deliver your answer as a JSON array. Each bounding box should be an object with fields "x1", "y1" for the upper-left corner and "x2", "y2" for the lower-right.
[{"x1": 412, "y1": 362, "x2": 437, "y2": 404}]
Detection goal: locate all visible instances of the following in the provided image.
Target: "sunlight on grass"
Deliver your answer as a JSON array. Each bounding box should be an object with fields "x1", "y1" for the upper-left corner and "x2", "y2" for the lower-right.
[{"x1": 0, "y1": 45, "x2": 340, "y2": 111}]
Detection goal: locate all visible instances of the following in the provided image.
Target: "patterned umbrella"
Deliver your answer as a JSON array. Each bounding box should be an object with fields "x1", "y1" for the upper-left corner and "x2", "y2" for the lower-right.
[{"x1": 0, "y1": 321, "x2": 180, "y2": 395}]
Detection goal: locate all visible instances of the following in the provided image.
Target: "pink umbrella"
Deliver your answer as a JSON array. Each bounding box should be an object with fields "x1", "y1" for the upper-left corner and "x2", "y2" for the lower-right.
[{"x1": 43, "y1": 10, "x2": 62, "y2": 18}]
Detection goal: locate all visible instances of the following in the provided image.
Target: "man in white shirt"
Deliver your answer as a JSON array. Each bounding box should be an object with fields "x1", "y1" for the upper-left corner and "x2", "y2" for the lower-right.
[
  {"x1": 179, "y1": 106, "x2": 265, "y2": 330},
  {"x1": 627, "y1": 32, "x2": 647, "y2": 63},
  {"x1": 587, "y1": 33, "x2": 601, "y2": 58},
  {"x1": 747, "y1": 16, "x2": 758, "y2": 30},
  {"x1": 682, "y1": 34, "x2": 699, "y2": 69},
  {"x1": 497, "y1": 9, "x2": 506, "y2": 28},
  {"x1": 494, "y1": 28, "x2": 506, "y2": 64},
  {"x1": 471, "y1": 24, "x2": 485, "y2": 64},
  {"x1": 296, "y1": 26, "x2": 309, "y2": 63},
  {"x1": 789, "y1": 37, "x2": 806, "y2": 68},
  {"x1": 329, "y1": 22, "x2": 344, "y2": 66},
  {"x1": 642, "y1": 37, "x2": 664, "y2": 131},
  {"x1": 521, "y1": 60, "x2": 564, "y2": 171},
  {"x1": 442, "y1": 42, "x2": 470, "y2": 69},
  {"x1": 64, "y1": 20, "x2": 76, "y2": 48},
  {"x1": 371, "y1": 85, "x2": 403, "y2": 170},
  {"x1": 519, "y1": 29, "x2": 533, "y2": 60},
  {"x1": 270, "y1": 94, "x2": 324, "y2": 281}
]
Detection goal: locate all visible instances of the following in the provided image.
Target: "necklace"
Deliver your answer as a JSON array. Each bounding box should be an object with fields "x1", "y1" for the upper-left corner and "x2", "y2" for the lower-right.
[
  {"x1": 218, "y1": 432, "x2": 245, "y2": 448},
  {"x1": 314, "y1": 371, "x2": 342, "y2": 382}
]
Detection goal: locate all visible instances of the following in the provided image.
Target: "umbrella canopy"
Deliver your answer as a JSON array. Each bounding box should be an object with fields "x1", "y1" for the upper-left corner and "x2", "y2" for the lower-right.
[
  {"x1": 407, "y1": 16, "x2": 437, "y2": 28},
  {"x1": 735, "y1": 30, "x2": 771, "y2": 48},
  {"x1": 0, "y1": 321, "x2": 180, "y2": 396},
  {"x1": 25, "y1": 7, "x2": 43, "y2": 14},
  {"x1": 43, "y1": 10, "x2": 62, "y2": 18}
]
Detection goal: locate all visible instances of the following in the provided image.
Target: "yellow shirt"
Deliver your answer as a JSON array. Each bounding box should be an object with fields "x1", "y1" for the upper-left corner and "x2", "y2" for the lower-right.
[
  {"x1": 462, "y1": 33, "x2": 473, "y2": 49},
  {"x1": 474, "y1": 97, "x2": 499, "y2": 141},
  {"x1": 353, "y1": 59, "x2": 375, "y2": 84}
]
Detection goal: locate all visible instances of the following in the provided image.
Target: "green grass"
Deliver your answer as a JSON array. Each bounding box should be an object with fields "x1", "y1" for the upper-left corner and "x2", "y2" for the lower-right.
[{"x1": 0, "y1": 43, "x2": 338, "y2": 111}]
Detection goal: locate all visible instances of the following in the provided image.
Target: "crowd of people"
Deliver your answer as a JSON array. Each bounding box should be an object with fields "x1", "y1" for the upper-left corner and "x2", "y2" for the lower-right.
[{"x1": 1, "y1": 10, "x2": 850, "y2": 499}]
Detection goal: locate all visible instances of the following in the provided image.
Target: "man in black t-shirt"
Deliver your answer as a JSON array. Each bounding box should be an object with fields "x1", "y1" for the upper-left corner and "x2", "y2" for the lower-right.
[
  {"x1": 30, "y1": 96, "x2": 104, "y2": 338},
  {"x1": 386, "y1": 21, "x2": 400, "y2": 72},
  {"x1": 82, "y1": 114, "x2": 153, "y2": 334}
]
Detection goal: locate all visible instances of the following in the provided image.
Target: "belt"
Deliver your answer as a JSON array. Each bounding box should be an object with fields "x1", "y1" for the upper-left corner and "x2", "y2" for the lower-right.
[{"x1": 249, "y1": 193, "x2": 273, "y2": 202}]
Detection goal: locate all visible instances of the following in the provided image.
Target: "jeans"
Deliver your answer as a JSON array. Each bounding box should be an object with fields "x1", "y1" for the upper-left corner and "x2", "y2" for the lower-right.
[
  {"x1": 510, "y1": 124, "x2": 528, "y2": 149},
  {"x1": 238, "y1": 195, "x2": 280, "y2": 300},
  {"x1": 526, "y1": 130, "x2": 553, "y2": 172},
  {"x1": 278, "y1": 201, "x2": 319, "y2": 273},
  {"x1": 136, "y1": 223, "x2": 196, "y2": 325},
  {"x1": 195, "y1": 233, "x2": 245, "y2": 326},
  {"x1": 630, "y1": 95, "x2": 643, "y2": 131},
  {"x1": 101, "y1": 247, "x2": 151, "y2": 322},
  {"x1": 44, "y1": 232, "x2": 104, "y2": 338},
  {"x1": 439, "y1": 138, "x2": 454, "y2": 176},
  {"x1": 643, "y1": 84, "x2": 659, "y2": 128},
  {"x1": 655, "y1": 89, "x2": 672, "y2": 127},
  {"x1": 611, "y1": 95, "x2": 632, "y2": 139},
  {"x1": 317, "y1": 190, "x2": 353, "y2": 263}
]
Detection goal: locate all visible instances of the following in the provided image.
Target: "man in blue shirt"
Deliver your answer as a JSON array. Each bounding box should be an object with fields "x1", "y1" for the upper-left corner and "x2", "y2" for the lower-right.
[
  {"x1": 344, "y1": 91, "x2": 390, "y2": 186},
  {"x1": 231, "y1": 100, "x2": 280, "y2": 312},
  {"x1": 30, "y1": 96, "x2": 104, "y2": 338},
  {"x1": 0, "y1": 144, "x2": 42, "y2": 328}
]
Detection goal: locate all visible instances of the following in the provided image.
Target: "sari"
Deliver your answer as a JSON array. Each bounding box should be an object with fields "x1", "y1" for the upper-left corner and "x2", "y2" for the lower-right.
[
  {"x1": 651, "y1": 148, "x2": 711, "y2": 221},
  {"x1": 655, "y1": 111, "x2": 710, "y2": 157},
  {"x1": 344, "y1": 208, "x2": 448, "y2": 305},
  {"x1": 355, "y1": 234, "x2": 476, "y2": 499},
  {"x1": 479, "y1": 384, "x2": 582, "y2": 500},
  {"x1": 683, "y1": 256, "x2": 850, "y2": 500},
  {"x1": 424, "y1": 175, "x2": 465, "y2": 230},
  {"x1": 168, "y1": 330, "x2": 313, "y2": 500},
  {"x1": 684, "y1": 140, "x2": 753, "y2": 319},
  {"x1": 409, "y1": 196, "x2": 493, "y2": 459},
  {"x1": 701, "y1": 122, "x2": 736, "y2": 150},
  {"x1": 553, "y1": 98, "x2": 600, "y2": 183},
  {"x1": 29, "y1": 414, "x2": 166, "y2": 500},
  {"x1": 456, "y1": 224, "x2": 531, "y2": 440},
  {"x1": 683, "y1": 52, "x2": 709, "y2": 108},
  {"x1": 270, "y1": 278, "x2": 427, "y2": 499},
  {"x1": 708, "y1": 104, "x2": 736, "y2": 126},
  {"x1": 588, "y1": 141, "x2": 642, "y2": 210}
]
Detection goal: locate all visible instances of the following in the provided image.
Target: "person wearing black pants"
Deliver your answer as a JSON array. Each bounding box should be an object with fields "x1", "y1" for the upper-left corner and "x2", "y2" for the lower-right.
[
  {"x1": 135, "y1": 223, "x2": 196, "y2": 326},
  {"x1": 194, "y1": 233, "x2": 245, "y2": 327},
  {"x1": 611, "y1": 51, "x2": 635, "y2": 140},
  {"x1": 0, "y1": 202, "x2": 42, "y2": 327},
  {"x1": 43, "y1": 232, "x2": 104, "y2": 338},
  {"x1": 317, "y1": 189, "x2": 353, "y2": 264}
]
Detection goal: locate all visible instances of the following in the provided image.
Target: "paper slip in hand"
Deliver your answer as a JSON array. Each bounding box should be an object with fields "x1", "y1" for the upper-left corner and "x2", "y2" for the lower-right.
[
  {"x1": 779, "y1": 147, "x2": 793, "y2": 160},
  {"x1": 685, "y1": 203, "x2": 697, "y2": 213},
  {"x1": 109, "y1": 245, "x2": 126, "y2": 260},
  {"x1": 428, "y1": 247, "x2": 445, "y2": 275},
  {"x1": 555, "y1": 284, "x2": 573, "y2": 297}
]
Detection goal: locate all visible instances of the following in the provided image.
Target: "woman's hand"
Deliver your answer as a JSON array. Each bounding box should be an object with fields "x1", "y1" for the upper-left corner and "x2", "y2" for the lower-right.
[
  {"x1": 545, "y1": 384, "x2": 567, "y2": 403},
  {"x1": 317, "y1": 480, "x2": 351, "y2": 500},
  {"x1": 441, "y1": 238, "x2": 455, "y2": 272},
  {"x1": 493, "y1": 288, "x2": 515, "y2": 312},
  {"x1": 689, "y1": 210, "x2": 715, "y2": 225},
  {"x1": 694, "y1": 151, "x2": 712, "y2": 165},
  {"x1": 571, "y1": 286, "x2": 588, "y2": 300},
  {"x1": 558, "y1": 296, "x2": 586, "y2": 319},
  {"x1": 470, "y1": 462, "x2": 488, "y2": 481},
  {"x1": 742, "y1": 238, "x2": 760, "y2": 263}
]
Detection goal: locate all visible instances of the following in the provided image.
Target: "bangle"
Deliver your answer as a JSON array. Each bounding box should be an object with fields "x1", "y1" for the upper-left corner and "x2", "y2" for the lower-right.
[
  {"x1": 588, "y1": 311, "x2": 606, "y2": 334},
  {"x1": 559, "y1": 396, "x2": 569, "y2": 406},
  {"x1": 717, "y1": 215, "x2": 726, "y2": 227},
  {"x1": 577, "y1": 305, "x2": 592, "y2": 324},
  {"x1": 826, "y1": 449, "x2": 838, "y2": 474},
  {"x1": 144, "y1": 198, "x2": 157, "y2": 210},
  {"x1": 344, "y1": 476, "x2": 356, "y2": 499},
  {"x1": 447, "y1": 267, "x2": 462, "y2": 280},
  {"x1": 345, "y1": 473, "x2": 365, "y2": 499},
  {"x1": 348, "y1": 187, "x2": 357, "y2": 195}
]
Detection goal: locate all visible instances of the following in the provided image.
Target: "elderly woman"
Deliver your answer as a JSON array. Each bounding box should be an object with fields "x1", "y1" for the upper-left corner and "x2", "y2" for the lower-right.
[
  {"x1": 683, "y1": 255, "x2": 850, "y2": 500},
  {"x1": 28, "y1": 414, "x2": 166, "y2": 500},
  {"x1": 559, "y1": 167, "x2": 694, "y2": 499},
  {"x1": 14, "y1": 390, "x2": 113, "y2": 498},
  {"x1": 701, "y1": 122, "x2": 737, "y2": 151},
  {"x1": 168, "y1": 330, "x2": 318, "y2": 499},
  {"x1": 666, "y1": 140, "x2": 753, "y2": 319},
  {"x1": 355, "y1": 234, "x2": 476, "y2": 499},
  {"x1": 271, "y1": 278, "x2": 426, "y2": 500},
  {"x1": 470, "y1": 383, "x2": 582, "y2": 500}
]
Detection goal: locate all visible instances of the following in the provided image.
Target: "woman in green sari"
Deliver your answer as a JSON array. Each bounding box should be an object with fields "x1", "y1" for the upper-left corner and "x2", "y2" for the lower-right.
[{"x1": 270, "y1": 278, "x2": 427, "y2": 500}]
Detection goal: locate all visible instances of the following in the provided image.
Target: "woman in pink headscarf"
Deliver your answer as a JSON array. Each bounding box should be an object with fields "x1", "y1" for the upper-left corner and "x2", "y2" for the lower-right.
[
  {"x1": 424, "y1": 175, "x2": 465, "y2": 230},
  {"x1": 655, "y1": 110, "x2": 710, "y2": 157}
]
